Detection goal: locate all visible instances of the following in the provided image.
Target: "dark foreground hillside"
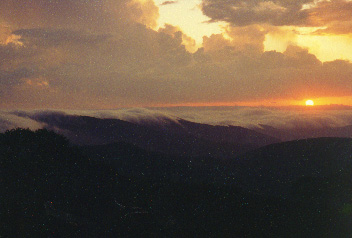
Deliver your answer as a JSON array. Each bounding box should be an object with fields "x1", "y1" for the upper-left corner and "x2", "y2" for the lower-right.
[
  {"x1": 1, "y1": 129, "x2": 352, "y2": 237},
  {"x1": 231, "y1": 137, "x2": 352, "y2": 196}
]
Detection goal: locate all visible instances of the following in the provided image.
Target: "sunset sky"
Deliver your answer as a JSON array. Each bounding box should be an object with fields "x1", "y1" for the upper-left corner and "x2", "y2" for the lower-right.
[{"x1": 1, "y1": 0, "x2": 352, "y2": 109}]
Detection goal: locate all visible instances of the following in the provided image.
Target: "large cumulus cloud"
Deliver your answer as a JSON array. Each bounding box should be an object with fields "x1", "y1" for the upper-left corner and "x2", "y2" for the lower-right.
[
  {"x1": 184, "y1": 44, "x2": 352, "y2": 103},
  {"x1": 0, "y1": 0, "x2": 159, "y2": 30},
  {"x1": 0, "y1": 0, "x2": 194, "y2": 108}
]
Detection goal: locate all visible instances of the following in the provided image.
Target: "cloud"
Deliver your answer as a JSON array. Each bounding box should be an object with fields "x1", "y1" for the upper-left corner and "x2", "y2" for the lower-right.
[
  {"x1": 202, "y1": 25, "x2": 267, "y2": 56},
  {"x1": 306, "y1": 0, "x2": 352, "y2": 34},
  {"x1": 178, "y1": 45, "x2": 320, "y2": 102},
  {"x1": 201, "y1": 0, "x2": 312, "y2": 26},
  {"x1": 200, "y1": 0, "x2": 352, "y2": 35},
  {"x1": 156, "y1": 106, "x2": 352, "y2": 131},
  {"x1": 68, "y1": 108, "x2": 181, "y2": 126},
  {"x1": 0, "y1": 0, "x2": 159, "y2": 31},
  {"x1": 126, "y1": 0, "x2": 160, "y2": 29},
  {"x1": 12, "y1": 28, "x2": 111, "y2": 47},
  {"x1": 0, "y1": 0, "x2": 194, "y2": 108},
  {"x1": 158, "y1": 24, "x2": 197, "y2": 52},
  {"x1": 0, "y1": 24, "x2": 23, "y2": 45},
  {"x1": 0, "y1": 68, "x2": 35, "y2": 85},
  {"x1": 2, "y1": 25, "x2": 352, "y2": 108},
  {"x1": 160, "y1": 1, "x2": 178, "y2": 6},
  {"x1": 0, "y1": 110, "x2": 44, "y2": 132}
]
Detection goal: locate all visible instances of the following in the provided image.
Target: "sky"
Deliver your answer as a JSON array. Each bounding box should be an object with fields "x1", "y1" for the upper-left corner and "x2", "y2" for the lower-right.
[{"x1": 1, "y1": 0, "x2": 352, "y2": 109}]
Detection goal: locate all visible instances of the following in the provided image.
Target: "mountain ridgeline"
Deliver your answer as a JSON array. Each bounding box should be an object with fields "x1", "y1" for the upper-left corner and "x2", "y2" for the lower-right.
[
  {"x1": 1, "y1": 113, "x2": 352, "y2": 237},
  {"x1": 13, "y1": 111, "x2": 280, "y2": 158}
]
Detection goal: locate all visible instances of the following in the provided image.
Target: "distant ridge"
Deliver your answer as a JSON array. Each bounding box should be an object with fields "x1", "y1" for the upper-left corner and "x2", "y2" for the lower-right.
[
  {"x1": 255, "y1": 124, "x2": 352, "y2": 141},
  {"x1": 15, "y1": 111, "x2": 279, "y2": 158}
]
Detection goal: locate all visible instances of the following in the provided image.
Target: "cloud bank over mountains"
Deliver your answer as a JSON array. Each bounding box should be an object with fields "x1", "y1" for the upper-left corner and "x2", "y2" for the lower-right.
[
  {"x1": 1, "y1": 0, "x2": 352, "y2": 108},
  {"x1": 2, "y1": 107, "x2": 352, "y2": 134}
]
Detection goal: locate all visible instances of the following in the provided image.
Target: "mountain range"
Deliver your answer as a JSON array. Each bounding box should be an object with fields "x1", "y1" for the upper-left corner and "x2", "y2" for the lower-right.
[{"x1": 2, "y1": 111, "x2": 352, "y2": 237}]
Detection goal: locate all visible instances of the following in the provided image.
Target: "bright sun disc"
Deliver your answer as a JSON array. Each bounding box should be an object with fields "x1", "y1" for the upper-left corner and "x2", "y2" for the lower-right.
[{"x1": 306, "y1": 100, "x2": 314, "y2": 106}]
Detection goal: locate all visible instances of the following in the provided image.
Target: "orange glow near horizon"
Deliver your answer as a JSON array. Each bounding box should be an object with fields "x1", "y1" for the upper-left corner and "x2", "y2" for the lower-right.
[
  {"x1": 149, "y1": 96, "x2": 352, "y2": 109},
  {"x1": 14, "y1": 96, "x2": 351, "y2": 110}
]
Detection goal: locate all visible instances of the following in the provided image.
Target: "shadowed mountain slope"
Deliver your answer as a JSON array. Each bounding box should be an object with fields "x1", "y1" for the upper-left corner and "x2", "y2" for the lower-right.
[
  {"x1": 231, "y1": 137, "x2": 352, "y2": 196},
  {"x1": 2, "y1": 129, "x2": 352, "y2": 237}
]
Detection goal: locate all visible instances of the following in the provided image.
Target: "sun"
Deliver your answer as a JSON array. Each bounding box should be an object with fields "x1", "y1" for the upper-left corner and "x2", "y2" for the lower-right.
[{"x1": 305, "y1": 100, "x2": 314, "y2": 106}]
